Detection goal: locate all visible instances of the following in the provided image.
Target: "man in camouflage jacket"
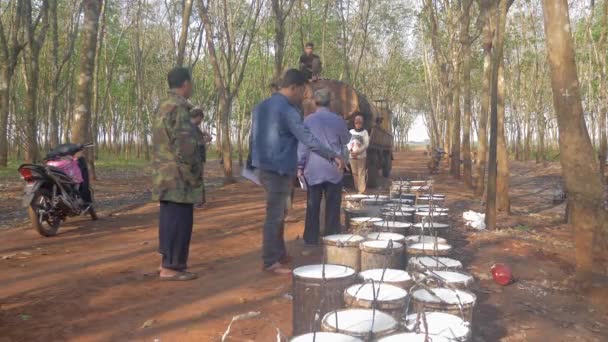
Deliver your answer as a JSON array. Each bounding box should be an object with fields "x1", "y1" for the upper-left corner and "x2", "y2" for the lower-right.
[{"x1": 152, "y1": 67, "x2": 202, "y2": 281}]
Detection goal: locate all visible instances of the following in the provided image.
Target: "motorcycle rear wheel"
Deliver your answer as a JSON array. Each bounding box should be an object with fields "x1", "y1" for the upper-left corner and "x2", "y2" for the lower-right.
[
  {"x1": 29, "y1": 190, "x2": 61, "y2": 237},
  {"x1": 88, "y1": 206, "x2": 98, "y2": 221}
]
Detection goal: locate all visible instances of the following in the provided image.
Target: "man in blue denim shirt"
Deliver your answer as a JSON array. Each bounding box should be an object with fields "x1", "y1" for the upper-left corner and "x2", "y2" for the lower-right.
[{"x1": 251, "y1": 69, "x2": 344, "y2": 274}]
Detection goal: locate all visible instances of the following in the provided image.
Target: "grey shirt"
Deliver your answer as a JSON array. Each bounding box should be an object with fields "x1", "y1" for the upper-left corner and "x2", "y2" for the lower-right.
[{"x1": 297, "y1": 107, "x2": 351, "y2": 186}]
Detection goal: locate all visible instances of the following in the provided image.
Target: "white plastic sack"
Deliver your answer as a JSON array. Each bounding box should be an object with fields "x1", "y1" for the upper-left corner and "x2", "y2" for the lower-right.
[{"x1": 463, "y1": 210, "x2": 486, "y2": 230}]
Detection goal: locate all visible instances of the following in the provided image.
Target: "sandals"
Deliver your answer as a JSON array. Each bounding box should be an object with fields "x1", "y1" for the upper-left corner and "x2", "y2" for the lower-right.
[
  {"x1": 264, "y1": 262, "x2": 292, "y2": 275},
  {"x1": 159, "y1": 271, "x2": 198, "y2": 281}
]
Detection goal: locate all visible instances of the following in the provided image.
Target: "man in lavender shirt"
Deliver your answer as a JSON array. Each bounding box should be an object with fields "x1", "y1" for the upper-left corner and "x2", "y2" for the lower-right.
[{"x1": 297, "y1": 88, "x2": 351, "y2": 245}]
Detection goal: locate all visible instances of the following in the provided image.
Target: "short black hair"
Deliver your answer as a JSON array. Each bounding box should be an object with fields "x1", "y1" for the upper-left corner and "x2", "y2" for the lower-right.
[
  {"x1": 167, "y1": 67, "x2": 191, "y2": 89},
  {"x1": 305, "y1": 42, "x2": 314, "y2": 48},
  {"x1": 278, "y1": 69, "x2": 307, "y2": 88}
]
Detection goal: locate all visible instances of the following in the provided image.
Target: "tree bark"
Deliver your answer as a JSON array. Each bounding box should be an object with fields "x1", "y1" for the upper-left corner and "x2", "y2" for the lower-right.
[
  {"x1": 597, "y1": 0, "x2": 608, "y2": 178},
  {"x1": 176, "y1": 0, "x2": 194, "y2": 66},
  {"x1": 486, "y1": 3, "x2": 503, "y2": 231},
  {"x1": 450, "y1": 55, "x2": 461, "y2": 178},
  {"x1": 461, "y1": 0, "x2": 474, "y2": 188},
  {"x1": 22, "y1": 0, "x2": 50, "y2": 163},
  {"x1": 497, "y1": 62, "x2": 511, "y2": 212},
  {"x1": 72, "y1": 0, "x2": 102, "y2": 178},
  {"x1": 198, "y1": 0, "x2": 263, "y2": 184},
  {"x1": 475, "y1": 8, "x2": 493, "y2": 196},
  {"x1": 271, "y1": 0, "x2": 296, "y2": 80},
  {"x1": 542, "y1": 0, "x2": 607, "y2": 284},
  {"x1": 0, "y1": 0, "x2": 25, "y2": 166}
]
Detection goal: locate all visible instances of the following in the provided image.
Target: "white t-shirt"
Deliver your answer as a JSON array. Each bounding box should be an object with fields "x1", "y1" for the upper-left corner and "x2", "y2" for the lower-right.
[{"x1": 348, "y1": 129, "x2": 370, "y2": 159}]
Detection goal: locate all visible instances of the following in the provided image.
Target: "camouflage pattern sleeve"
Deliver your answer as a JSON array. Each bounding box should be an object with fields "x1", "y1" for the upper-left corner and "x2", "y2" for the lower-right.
[{"x1": 151, "y1": 93, "x2": 203, "y2": 204}]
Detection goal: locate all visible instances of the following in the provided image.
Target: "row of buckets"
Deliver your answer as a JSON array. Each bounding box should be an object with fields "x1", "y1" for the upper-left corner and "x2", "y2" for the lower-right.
[{"x1": 290, "y1": 180, "x2": 477, "y2": 341}]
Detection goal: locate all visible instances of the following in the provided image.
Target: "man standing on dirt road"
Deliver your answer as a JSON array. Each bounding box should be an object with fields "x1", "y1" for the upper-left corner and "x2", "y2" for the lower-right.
[
  {"x1": 297, "y1": 88, "x2": 350, "y2": 245},
  {"x1": 151, "y1": 67, "x2": 202, "y2": 281},
  {"x1": 251, "y1": 69, "x2": 345, "y2": 275}
]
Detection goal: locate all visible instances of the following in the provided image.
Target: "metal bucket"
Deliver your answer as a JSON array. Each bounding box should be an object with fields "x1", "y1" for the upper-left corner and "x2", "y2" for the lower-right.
[
  {"x1": 404, "y1": 235, "x2": 447, "y2": 245},
  {"x1": 406, "y1": 242, "x2": 452, "y2": 257},
  {"x1": 358, "y1": 268, "x2": 414, "y2": 290},
  {"x1": 323, "y1": 234, "x2": 365, "y2": 272},
  {"x1": 403, "y1": 312, "x2": 471, "y2": 341},
  {"x1": 344, "y1": 207, "x2": 374, "y2": 230},
  {"x1": 372, "y1": 221, "x2": 412, "y2": 235},
  {"x1": 321, "y1": 309, "x2": 399, "y2": 341},
  {"x1": 407, "y1": 256, "x2": 463, "y2": 274},
  {"x1": 410, "y1": 288, "x2": 476, "y2": 323},
  {"x1": 414, "y1": 211, "x2": 449, "y2": 223},
  {"x1": 349, "y1": 217, "x2": 382, "y2": 235},
  {"x1": 292, "y1": 264, "x2": 357, "y2": 335},
  {"x1": 360, "y1": 240, "x2": 404, "y2": 271},
  {"x1": 344, "y1": 283, "x2": 408, "y2": 321},
  {"x1": 344, "y1": 194, "x2": 371, "y2": 209},
  {"x1": 360, "y1": 198, "x2": 390, "y2": 217},
  {"x1": 424, "y1": 270, "x2": 475, "y2": 290},
  {"x1": 381, "y1": 211, "x2": 414, "y2": 224},
  {"x1": 411, "y1": 222, "x2": 450, "y2": 235},
  {"x1": 366, "y1": 232, "x2": 406, "y2": 245}
]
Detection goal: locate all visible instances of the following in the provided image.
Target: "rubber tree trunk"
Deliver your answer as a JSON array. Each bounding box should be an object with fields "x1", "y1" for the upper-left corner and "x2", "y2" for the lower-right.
[
  {"x1": 176, "y1": 0, "x2": 193, "y2": 66},
  {"x1": 271, "y1": 0, "x2": 295, "y2": 80},
  {"x1": 475, "y1": 14, "x2": 493, "y2": 196},
  {"x1": 496, "y1": 63, "x2": 511, "y2": 212},
  {"x1": 461, "y1": 1, "x2": 473, "y2": 188},
  {"x1": 450, "y1": 57, "x2": 462, "y2": 178},
  {"x1": 22, "y1": 0, "x2": 50, "y2": 163},
  {"x1": 219, "y1": 92, "x2": 235, "y2": 184},
  {"x1": 486, "y1": 6, "x2": 505, "y2": 231},
  {"x1": 0, "y1": 67, "x2": 12, "y2": 166},
  {"x1": 542, "y1": 0, "x2": 607, "y2": 284},
  {"x1": 72, "y1": 0, "x2": 102, "y2": 179}
]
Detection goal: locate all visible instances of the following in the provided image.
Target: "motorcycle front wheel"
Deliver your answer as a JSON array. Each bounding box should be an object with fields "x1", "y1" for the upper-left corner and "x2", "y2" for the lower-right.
[{"x1": 29, "y1": 190, "x2": 61, "y2": 237}]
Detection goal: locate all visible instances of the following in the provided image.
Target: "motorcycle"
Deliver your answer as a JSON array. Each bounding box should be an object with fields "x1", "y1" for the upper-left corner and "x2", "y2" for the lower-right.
[
  {"x1": 427, "y1": 147, "x2": 446, "y2": 174},
  {"x1": 17, "y1": 143, "x2": 98, "y2": 237}
]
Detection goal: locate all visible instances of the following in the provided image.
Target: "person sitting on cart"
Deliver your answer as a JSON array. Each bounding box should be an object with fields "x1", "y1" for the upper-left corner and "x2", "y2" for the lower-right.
[{"x1": 299, "y1": 42, "x2": 322, "y2": 81}]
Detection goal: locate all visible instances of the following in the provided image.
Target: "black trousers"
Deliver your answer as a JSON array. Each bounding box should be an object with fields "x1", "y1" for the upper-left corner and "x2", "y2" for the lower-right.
[
  {"x1": 259, "y1": 171, "x2": 290, "y2": 268},
  {"x1": 158, "y1": 201, "x2": 194, "y2": 271},
  {"x1": 304, "y1": 181, "x2": 343, "y2": 244}
]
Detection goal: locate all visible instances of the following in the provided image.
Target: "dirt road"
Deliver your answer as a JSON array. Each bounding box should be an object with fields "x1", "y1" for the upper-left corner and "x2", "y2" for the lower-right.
[{"x1": 0, "y1": 151, "x2": 607, "y2": 341}]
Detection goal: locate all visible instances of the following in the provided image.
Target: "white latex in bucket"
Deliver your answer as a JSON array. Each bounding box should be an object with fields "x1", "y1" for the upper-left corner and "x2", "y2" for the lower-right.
[
  {"x1": 345, "y1": 283, "x2": 407, "y2": 302},
  {"x1": 367, "y1": 232, "x2": 406, "y2": 242},
  {"x1": 377, "y1": 332, "x2": 450, "y2": 342},
  {"x1": 361, "y1": 240, "x2": 403, "y2": 250},
  {"x1": 373, "y1": 221, "x2": 411, "y2": 229},
  {"x1": 324, "y1": 234, "x2": 365, "y2": 244},
  {"x1": 291, "y1": 332, "x2": 363, "y2": 342},
  {"x1": 322, "y1": 309, "x2": 397, "y2": 335},
  {"x1": 404, "y1": 312, "x2": 470, "y2": 341},
  {"x1": 432, "y1": 271, "x2": 473, "y2": 285},
  {"x1": 408, "y1": 256, "x2": 462, "y2": 270},
  {"x1": 408, "y1": 242, "x2": 451, "y2": 252},
  {"x1": 351, "y1": 217, "x2": 383, "y2": 224},
  {"x1": 405, "y1": 235, "x2": 447, "y2": 245},
  {"x1": 411, "y1": 288, "x2": 476, "y2": 305},
  {"x1": 413, "y1": 222, "x2": 450, "y2": 230},
  {"x1": 293, "y1": 264, "x2": 356, "y2": 279},
  {"x1": 359, "y1": 269, "x2": 412, "y2": 284}
]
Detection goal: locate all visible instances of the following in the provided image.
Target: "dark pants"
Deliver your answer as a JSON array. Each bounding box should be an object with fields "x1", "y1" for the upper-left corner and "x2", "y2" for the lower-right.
[
  {"x1": 158, "y1": 201, "x2": 194, "y2": 271},
  {"x1": 260, "y1": 170, "x2": 290, "y2": 268},
  {"x1": 304, "y1": 181, "x2": 343, "y2": 244}
]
